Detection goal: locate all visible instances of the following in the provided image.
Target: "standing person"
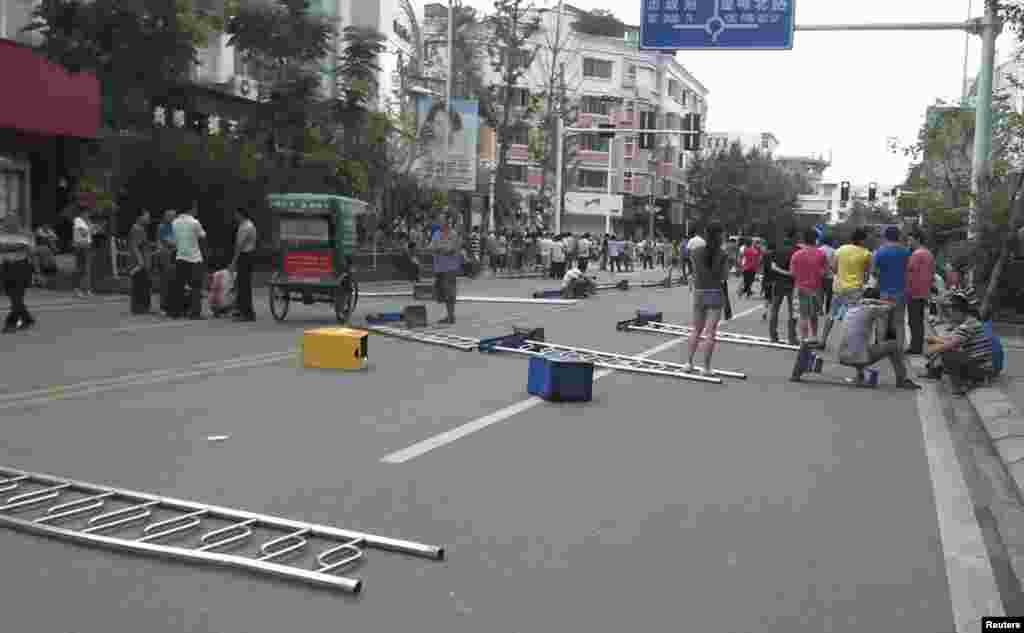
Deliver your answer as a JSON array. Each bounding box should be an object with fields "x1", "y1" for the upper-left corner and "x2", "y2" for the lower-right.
[
  {"x1": 72, "y1": 205, "x2": 93, "y2": 297},
  {"x1": 739, "y1": 238, "x2": 761, "y2": 298},
  {"x1": 769, "y1": 235, "x2": 799, "y2": 344},
  {"x1": 822, "y1": 228, "x2": 872, "y2": 347},
  {"x1": 430, "y1": 213, "x2": 462, "y2": 324},
  {"x1": 157, "y1": 210, "x2": 177, "y2": 314},
  {"x1": 577, "y1": 233, "x2": 591, "y2": 273},
  {"x1": 230, "y1": 208, "x2": 258, "y2": 322},
  {"x1": 872, "y1": 226, "x2": 912, "y2": 360},
  {"x1": 128, "y1": 210, "x2": 153, "y2": 314},
  {"x1": 171, "y1": 207, "x2": 207, "y2": 320},
  {"x1": 819, "y1": 238, "x2": 837, "y2": 316},
  {"x1": 683, "y1": 223, "x2": 728, "y2": 376},
  {"x1": 550, "y1": 235, "x2": 566, "y2": 279},
  {"x1": 760, "y1": 241, "x2": 775, "y2": 320},
  {"x1": 1, "y1": 213, "x2": 36, "y2": 333},
  {"x1": 906, "y1": 231, "x2": 935, "y2": 355},
  {"x1": 642, "y1": 237, "x2": 654, "y2": 270},
  {"x1": 790, "y1": 228, "x2": 829, "y2": 346}
]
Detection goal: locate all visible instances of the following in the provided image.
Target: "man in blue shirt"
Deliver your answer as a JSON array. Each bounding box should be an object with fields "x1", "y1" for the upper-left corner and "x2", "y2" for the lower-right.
[{"x1": 872, "y1": 225, "x2": 911, "y2": 362}]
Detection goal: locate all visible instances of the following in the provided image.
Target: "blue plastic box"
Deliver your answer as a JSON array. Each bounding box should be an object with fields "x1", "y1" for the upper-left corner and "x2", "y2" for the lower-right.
[{"x1": 527, "y1": 353, "x2": 594, "y2": 402}]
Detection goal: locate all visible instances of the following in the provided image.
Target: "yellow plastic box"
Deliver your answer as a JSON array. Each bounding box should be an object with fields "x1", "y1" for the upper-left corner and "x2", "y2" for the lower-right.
[{"x1": 302, "y1": 327, "x2": 368, "y2": 370}]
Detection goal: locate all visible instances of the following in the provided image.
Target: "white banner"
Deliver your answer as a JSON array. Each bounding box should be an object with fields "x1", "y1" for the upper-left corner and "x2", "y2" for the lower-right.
[{"x1": 564, "y1": 192, "x2": 623, "y2": 217}]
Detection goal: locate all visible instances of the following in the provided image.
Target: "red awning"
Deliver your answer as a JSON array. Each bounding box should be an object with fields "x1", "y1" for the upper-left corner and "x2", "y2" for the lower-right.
[{"x1": 0, "y1": 40, "x2": 100, "y2": 139}]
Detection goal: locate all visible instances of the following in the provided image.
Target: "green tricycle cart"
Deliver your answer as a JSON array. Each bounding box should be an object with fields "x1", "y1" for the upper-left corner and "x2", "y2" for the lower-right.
[{"x1": 265, "y1": 193, "x2": 368, "y2": 323}]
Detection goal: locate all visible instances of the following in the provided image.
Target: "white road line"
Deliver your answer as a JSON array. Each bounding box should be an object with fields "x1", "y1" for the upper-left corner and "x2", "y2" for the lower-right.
[
  {"x1": 111, "y1": 320, "x2": 209, "y2": 334},
  {"x1": 381, "y1": 304, "x2": 762, "y2": 464},
  {"x1": 916, "y1": 383, "x2": 1004, "y2": 630},
  {"x1": 0, "y1": 350, "x2": 296, "y2": 410}
]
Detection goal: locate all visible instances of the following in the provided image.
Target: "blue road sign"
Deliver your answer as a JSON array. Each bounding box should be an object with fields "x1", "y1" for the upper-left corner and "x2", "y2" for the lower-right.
[{"x1": 640, "y1": 0, "x2": 795, "y2": 50}]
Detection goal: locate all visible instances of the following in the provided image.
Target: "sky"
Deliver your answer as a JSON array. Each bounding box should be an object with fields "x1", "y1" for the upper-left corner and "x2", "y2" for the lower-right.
[{"x1": 457, "y1": 0, "x2": 1018, "y2": 188}]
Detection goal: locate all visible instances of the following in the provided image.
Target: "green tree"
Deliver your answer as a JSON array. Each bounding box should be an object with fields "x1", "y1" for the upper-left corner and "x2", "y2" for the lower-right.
[
  {"x1": 225, "y1": 0, "x2": 335, "y2": 165},
  {"x1": 685, "y1": 143, "x2": 803, "y2": 239},
  {"x1": 486, "y1": 0, "x2": 541, "y2": 225},
  {"x1": 26, "y1": 0, "x2": 224, "y2": 130}
]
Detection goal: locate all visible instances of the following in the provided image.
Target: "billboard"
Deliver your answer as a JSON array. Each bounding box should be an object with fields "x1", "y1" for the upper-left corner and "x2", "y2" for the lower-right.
[
  {"x1": 564, "y1": 192, "x2": 623, "y2": 217},
  {"x1": 415, "y1": 96, "x2": 480, "y2": 192}
]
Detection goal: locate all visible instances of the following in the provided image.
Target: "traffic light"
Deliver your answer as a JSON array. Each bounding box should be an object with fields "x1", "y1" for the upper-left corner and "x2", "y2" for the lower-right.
[
  {"x1": 868, "y1": 183, "x2": 877, "y2": 203},
  {"x1": 840, "y1": 181, "x2": 850, "y2": 203},
  {"x1": 682, "y1": 114, "x2": 702, "y2": 151}
]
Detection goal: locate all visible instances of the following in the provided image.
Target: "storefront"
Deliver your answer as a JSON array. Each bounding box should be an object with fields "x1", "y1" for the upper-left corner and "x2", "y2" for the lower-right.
[{"x1": 0, "y1": 39, "x2": 100, "y2": 230}]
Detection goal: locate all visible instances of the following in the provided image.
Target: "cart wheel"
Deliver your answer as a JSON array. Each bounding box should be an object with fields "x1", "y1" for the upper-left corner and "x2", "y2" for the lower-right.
[
  {"x1": 335, "y1": 276, "x2": 357, "y2": 324},
  {"x1": 269, "y1": 286, "x2": 290, "y2": 321}
]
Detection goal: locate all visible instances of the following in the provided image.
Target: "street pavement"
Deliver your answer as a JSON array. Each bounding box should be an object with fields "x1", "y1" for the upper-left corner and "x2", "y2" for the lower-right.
[{"x1": 0, "y1": 275, "x2": 1010, "y2": 632}]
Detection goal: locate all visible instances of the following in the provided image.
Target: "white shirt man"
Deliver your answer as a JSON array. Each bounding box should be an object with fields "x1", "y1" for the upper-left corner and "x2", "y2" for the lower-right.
[
  {"x1": 577, "y1": 236, "x2": 591, "y2": 259},
  {"x1": 172, "y1": 211, "x2": 206, "y2": 264},
  {"x1": 550, "y1": 239, "x2": 566, "y2": 263}
]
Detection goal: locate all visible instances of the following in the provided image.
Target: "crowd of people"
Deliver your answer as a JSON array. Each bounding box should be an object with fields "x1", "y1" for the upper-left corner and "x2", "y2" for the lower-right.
[
  {"x1": 0, "y1": 205, "x2": 1003, "y2": 397},
  {"x1": 680, "y1": 224, "x2": 996, "y2": 395}
]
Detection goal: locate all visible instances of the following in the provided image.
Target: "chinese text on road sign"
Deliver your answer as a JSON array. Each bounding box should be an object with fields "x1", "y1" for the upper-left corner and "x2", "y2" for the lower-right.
[{"x1": 641, "y1": 0, "x2": 795, "y2": 50}]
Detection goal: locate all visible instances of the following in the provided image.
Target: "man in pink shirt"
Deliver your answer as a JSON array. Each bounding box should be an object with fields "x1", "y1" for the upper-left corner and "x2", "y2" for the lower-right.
[
  {"x1": 906, "y1": 231, "x2": 935, "y2": 355},
  {"x1": 789, "y1": 228, "x2": 829, "y2": 345}
]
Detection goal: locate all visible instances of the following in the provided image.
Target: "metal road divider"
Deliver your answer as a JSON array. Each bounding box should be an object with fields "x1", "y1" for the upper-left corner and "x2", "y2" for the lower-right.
[
  {"x1": 617, "y1": 318, "x2": 802, "y2": 352},
  {"x1": 478, "y1": 333, "x2": 745, "y2": 384},
  {"x1": 0, "y1": 466, "x2": 444, "y2": 593}
]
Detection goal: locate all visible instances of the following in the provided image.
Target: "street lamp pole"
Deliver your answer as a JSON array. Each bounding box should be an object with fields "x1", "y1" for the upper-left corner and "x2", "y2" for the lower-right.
[{"x1": 969, "y1": 3, "x2": 1001, "y2": 239}]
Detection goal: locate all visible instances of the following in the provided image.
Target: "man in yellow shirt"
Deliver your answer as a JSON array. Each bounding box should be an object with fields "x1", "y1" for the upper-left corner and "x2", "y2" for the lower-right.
[{"x1": 822, "y1": 228, "x2": 872, "y2": 347}]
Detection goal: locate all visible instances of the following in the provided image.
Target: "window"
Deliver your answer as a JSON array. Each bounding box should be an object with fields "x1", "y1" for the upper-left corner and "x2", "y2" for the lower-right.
[
  {"x1": 623, "y1": 64, "x2": 637, "y2": 85},
  {"x1": 639, "y1": 111, "x2": 655, "y2": 129},
  {"x1": 577, "y1": 170, "x2": 607, "y2": 188},
  {"x1": 667, "y1": 79, "x2": 680, "y2": 99},
  {"x1": 677, "y1": 183, "x2": 686, "y2": 198},
  {"x1": 500, "y1": 87, "x2": 530, "y2": 107},
  {"x1": 393, "y1": 20, "x2": 411, "y2": 43},
  {"x1": 506, "y1": 165, "x2": 527, "y2": 182},
  {"x1": 506, "y1": 128, "x2": 529, "y2": 146},
  {"x1": 507, "y1": 49, "x2": 531, "y2": 69},
  {"x1": 665, "y1": 113, "x2": 678, "y2": 130},
  {"x1": 581, "y1": 96, "x2": 612, "y2": 115},
  {"x1": 680, "y1": 90, "x2": 688, "y2": 106},
  {"x1": 583, "y1": 58, "x2": 613, "y2": 79},
  {"x1": 580, "y1": 134, "x2": 610, "y2": 153},
  {"x1": 624, "y1": 136, "x2": 637, "y2": 158}
]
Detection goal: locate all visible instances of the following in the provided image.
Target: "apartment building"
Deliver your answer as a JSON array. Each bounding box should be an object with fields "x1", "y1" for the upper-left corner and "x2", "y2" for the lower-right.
[
  {"x1": 705, "y1": 131, "x2": 780, "y2": 156},
  {"x1": 420, "y1": 3, "x2": 709, "y2": 236}
]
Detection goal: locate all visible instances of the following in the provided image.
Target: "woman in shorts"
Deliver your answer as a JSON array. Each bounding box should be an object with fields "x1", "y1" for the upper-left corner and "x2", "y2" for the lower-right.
[{"x1": 683, "y1": 222, "x2": 728, "y2": 376}]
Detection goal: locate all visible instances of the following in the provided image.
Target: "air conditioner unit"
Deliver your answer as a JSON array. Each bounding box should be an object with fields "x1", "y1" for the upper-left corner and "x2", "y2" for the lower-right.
[{"x1": 232, "y1": 75, "x2": 264, "y2": 102}]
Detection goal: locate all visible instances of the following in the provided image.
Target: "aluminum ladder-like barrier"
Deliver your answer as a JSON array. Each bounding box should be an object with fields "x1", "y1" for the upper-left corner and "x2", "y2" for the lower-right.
[
  {"x1": 0, "y1": 466, "x2": 444, "y2": 594},
  {"x1": 479, "y1": 334, "x2": 746, "y2": 384},
  {"x1": 364, "y1": 325, "x2": 480, "y2": 351},
  {"x1": 617, "y1": 318, "x2": 802, "y2": 352}
]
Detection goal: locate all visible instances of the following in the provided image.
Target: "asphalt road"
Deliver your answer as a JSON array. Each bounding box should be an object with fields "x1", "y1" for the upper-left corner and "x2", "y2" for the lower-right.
[{"x1": 0, "y1": 276, "x2": 1007, "y2": 632}]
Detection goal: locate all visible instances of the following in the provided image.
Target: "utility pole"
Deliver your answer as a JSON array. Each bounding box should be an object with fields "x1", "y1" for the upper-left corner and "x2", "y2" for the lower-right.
[
  {"x1": 969, "y1": 1, "x2": 1001, "y2": 239},
  {"x1": 443, "y1": 0, "x2": 454, "y2": 209}
]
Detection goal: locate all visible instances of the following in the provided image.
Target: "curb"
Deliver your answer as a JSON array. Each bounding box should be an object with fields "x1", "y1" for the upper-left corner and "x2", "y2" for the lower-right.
[{"x1": 969, "y1": 386, "x2": 1024, "y2": 501}]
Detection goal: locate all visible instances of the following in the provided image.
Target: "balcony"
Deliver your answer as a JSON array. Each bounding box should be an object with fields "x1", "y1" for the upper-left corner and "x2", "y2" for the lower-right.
[
  {"x1": 527, "y1": 168, "x2": 543, "y2": 187},
  {"x1": 622, "y1": 178, "x2": 635, "y2": 194},
  {"x1": 578, "y1": 150, "x2": 610, "y2": 163},
  {"x1": 656, "y1": 162, "x2": 673, "y2": 178},
  {"x1": 612, "y1": 110, "x2": 636, "y2": 128},
  {"x1": 508, "y1": 144, "x2": 529, "y2": 162}
]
